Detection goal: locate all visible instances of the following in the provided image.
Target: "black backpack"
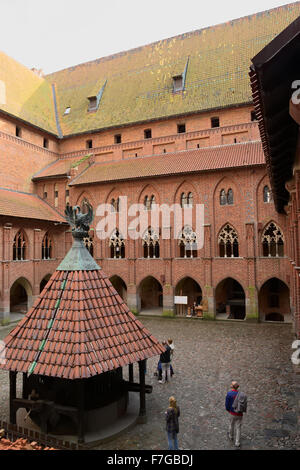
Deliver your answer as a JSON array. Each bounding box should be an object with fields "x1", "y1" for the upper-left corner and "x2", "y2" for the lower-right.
[{"x1": 233, "y1": 391, "x2": 247, "y2": 413}]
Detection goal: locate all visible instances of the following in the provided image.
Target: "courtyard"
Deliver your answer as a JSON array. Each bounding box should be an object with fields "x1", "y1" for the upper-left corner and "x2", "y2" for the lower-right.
[{"x1": 1, "y1": 316, "x2": 298, "y2": 450}]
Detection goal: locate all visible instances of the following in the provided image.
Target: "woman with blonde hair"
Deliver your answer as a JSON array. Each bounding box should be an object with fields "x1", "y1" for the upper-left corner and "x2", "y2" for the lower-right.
[{"x1": 165, "y1": 396, "x2": 180, "y2": 450}]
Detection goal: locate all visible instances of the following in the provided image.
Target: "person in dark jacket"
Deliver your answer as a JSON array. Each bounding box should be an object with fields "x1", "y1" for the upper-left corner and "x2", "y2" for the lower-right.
[
  {"x1": 225, "y1": 381, "x2": 243, "y2": 448},
  {"x1": 165, "y1": 396, "x2": 180, "y2": 450},
  {"x1": 159, "y1": 341, "x2": 171, "y2": 384}
]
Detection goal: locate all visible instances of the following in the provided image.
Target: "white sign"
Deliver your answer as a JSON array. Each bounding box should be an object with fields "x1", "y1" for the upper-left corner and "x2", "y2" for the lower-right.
[{"x1": 174, "y1": 296, "x2": 188, "y2": 305}]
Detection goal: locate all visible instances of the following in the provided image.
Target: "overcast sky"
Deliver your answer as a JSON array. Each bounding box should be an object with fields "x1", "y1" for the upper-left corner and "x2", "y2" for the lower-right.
[{"x1": 0, "y1": 0, "x2": 296, "y2": 74}]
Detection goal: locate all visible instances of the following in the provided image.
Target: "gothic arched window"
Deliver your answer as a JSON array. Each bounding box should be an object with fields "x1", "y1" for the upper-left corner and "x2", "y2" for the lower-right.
[
  {"x1": 150, "y1": 195, "x2": 156, "y2": 209},
  {"x1": 220, "y1": 189, "x2": 227, "y2": 206},
  {"x1": 143, "y1": 228, "x2": 160, "y2": 258},
  {"x1": 65, "y1": 186, "x2": 70, "y2": 206},
  {"x1": 110, "y1": 198, "x2": 119, "y2": 212},
  {"x1": 227, "y1": 189, "x2": 234, "y2": 205},
  {"x1": 262, "y1": 222, "x2": 284, "y2": 257},
  {"x1": 180, "y1": 193, "x2": 187, "y2": 208},
  {"x1": 263, "y1": 185, "x2": 272, "y2": 203},
  {"x1": 13, "y1": 230, "x2": 27, "y2": 260},
  {"x1": 83, "y1": 236, "x2": 94, "y2": 256},
  {"x1": 218, "y1": 224, "x2": 239, "y2": 258},
  {"x1": 42, "y1": 233, "x2": 52, "y2": 260},
  {"x1": 187, "y1": 192, "x2": 193, "y2": 207},
  {"x1": 178, "y1": 226, "x2": 197, "y2": 258},
  {"x1": 54, "y1": 183, "x2": 58, "y2": 208},
  {"x1": 110, "y1": 229, "x2": 125, "y2": 259}
]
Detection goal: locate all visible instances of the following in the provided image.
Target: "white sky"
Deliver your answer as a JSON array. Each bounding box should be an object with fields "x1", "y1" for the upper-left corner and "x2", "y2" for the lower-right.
[{"x1": 0, "y1": 0, "x2": 296, "y2": 74}]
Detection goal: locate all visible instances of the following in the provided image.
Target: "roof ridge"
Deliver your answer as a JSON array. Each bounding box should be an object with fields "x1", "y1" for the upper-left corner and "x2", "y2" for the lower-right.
[{"x1": 45, "y1": 2, "x2": 300, "y2": 76}]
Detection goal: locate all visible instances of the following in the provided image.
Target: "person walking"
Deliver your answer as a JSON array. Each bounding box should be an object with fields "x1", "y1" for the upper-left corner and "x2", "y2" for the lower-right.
[
  {"x1": 159, "y1": 340, "x2": 171, "y2": 384},
  {"x1": 165, "y1": 396, "x2": 180, "y2": 450},
  {"x1": 225, "y1": 381, "x2": 247, "y2": 448},
  {"x1": 168, "y1": 338, "x2": 175, "y2": 377}
]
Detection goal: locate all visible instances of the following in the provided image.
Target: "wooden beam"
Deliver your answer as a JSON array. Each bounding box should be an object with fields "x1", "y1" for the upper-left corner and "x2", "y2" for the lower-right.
[
  {"x1": 9, "y1": 371, "x2": 17, "y2": 424},
  {"x1": 138, "y1": 360, "x2": 146, "y2": 423}
]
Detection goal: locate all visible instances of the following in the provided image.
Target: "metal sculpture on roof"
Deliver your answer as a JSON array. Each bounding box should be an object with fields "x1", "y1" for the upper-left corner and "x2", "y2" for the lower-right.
[{"x1": 65, "y1": 201, "x2": 93, "y2": 234}]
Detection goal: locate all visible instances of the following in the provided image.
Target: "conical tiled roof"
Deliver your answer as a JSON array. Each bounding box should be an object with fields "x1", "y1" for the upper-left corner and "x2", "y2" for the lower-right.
[{"x1": 1, "y1": 239, "x2": 164, "y2": 379}]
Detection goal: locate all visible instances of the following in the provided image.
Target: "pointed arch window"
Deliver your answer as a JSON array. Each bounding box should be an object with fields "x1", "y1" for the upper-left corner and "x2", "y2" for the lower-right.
[
  {"x1": 110, "y1": 229, "x2": 125, "y2": 258},
  {"x1": 143, "y1": 228, "x2": 160, "y2": 259},
  {"x1": 218, "y1": 224, "x2": 239, "y2": 257},
  {"x1": 227, "y1": 189, "x2": 234, "y2": 205},
  {"x1": 220, "y1": 189, "x2": 227, "y2": 206},
  {"x1": 13, "y1": 230, "x2": 27, "y2": 260},
  {"x1": 262, "y1": 222, "x2": 284, "y2": 257},
  {"x1": 110, "y1": 198, "x2": 120, "y2": 212},
  {"x1": 54, "y1": 183, "x2": 58, "y2": 208},
  {"x1": 144, "y1": 196, "x2": 150, "y2": 211},
  {"x1": 187, "y1": 192, "x2": 193, "y2": 207},
  {"x1": 65, "y1": 186, "x2": 70, "y2": 206},
  {"x1": 83, "y1": 236, "x2": 94, "y2": 256},
  {"x1": 180, "y1": 193, "x2": 187, "y2": 208},
  {"x1": 42, "y1": 233, "x2": 52, "y2": 260},
  {"x1": 263, "y1": 185, "x2": 272, "y2": 203},
  {"x1": 150, "y1": 195, "x2": 156, "y2": 209},
  {"x1": 178, "y1": 226, "x2": 197, "y2": 258}
]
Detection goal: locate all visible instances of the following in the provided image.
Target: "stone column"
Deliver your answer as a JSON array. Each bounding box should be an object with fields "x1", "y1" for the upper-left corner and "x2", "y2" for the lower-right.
[
  {"x1": 245, "y1": 223, "x2": 259, "y2": 322},
  {"x1": 203, "y1": 225, "x2": 214, "y2": 319}
]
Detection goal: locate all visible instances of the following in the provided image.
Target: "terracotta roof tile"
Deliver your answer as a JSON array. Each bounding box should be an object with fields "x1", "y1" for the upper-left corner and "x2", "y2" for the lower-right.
[
  {"x1": 1, "y1": 264, "x2": 164, "y2": 379},
  {"x1": 0, "y1": 188, "x2": 65, "y2": 222},
  {"x1": 70, "y1": 141, "x2": 264, "y2": 186}
]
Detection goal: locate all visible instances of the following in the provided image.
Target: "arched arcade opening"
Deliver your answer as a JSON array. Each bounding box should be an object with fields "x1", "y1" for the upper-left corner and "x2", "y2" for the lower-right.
[
  {"x1": 215, "y1": 278, "x2": 245, "y2": 320},
  {"x1": 110, "y1": 275, "x2": 127, "y2": 303},
  {"x1": 175, "y1": 277, "x2": 202, "y2": 316},
  {"x1": 10, "y1": 278, "x2": 33, "y2": 314},
  {"x1": 138, "y1": 276, "x2": 163, "y2": 314},
  {"x1": 40, "y1": 274, "x2": 51, "y2": 293},
  {"x1": 259, "y1": 278, "x2": 290, "y2": 322}
]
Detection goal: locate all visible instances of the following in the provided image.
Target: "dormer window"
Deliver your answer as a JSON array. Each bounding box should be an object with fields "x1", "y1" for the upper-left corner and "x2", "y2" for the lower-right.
[
  {"x1": 173, "y1": 75, "x2": 183, "y2": 92},
  {"x1": 87, "y1": 96, "x2": 97, "y2": 112},
  {"x1": 64, "y1": 106, "x2": 71, "y2": 115}
]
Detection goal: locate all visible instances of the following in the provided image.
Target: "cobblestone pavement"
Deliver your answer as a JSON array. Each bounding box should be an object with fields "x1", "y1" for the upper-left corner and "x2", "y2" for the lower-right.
[{"x1": 0, "y1": 318, "x2": 299, "y2": 450}]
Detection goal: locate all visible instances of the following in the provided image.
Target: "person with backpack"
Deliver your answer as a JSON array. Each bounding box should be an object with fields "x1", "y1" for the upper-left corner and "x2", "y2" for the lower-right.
[
  {"x1": 165, "y1": 396, "x2": 180, "y2": 450},
  {"x1": 225, "y1": 381, "x2": 247, "y2": 448}
]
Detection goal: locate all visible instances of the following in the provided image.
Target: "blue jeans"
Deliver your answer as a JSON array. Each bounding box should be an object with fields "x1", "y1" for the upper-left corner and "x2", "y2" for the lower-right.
[{"x1": 167, "y1": 431, "x2": 178, "y2": 450}]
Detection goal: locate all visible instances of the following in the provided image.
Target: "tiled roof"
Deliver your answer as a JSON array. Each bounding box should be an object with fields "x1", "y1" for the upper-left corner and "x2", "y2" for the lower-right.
[
  {"x1": 32, "y1": 154, "x2": 92, "y2": 180},
  {"x1": 1, "y1": 269, "x2": 164, "y2": 379},
  {"x1": 45, "y1": 3, "x2": 300, "y2": 136},
  {"x1": 0, "y1": 51, "x2": 57, "y2": 135},
  {"x1": 0, "y1": 188, "x2": 65, "y2": 222},
  {"x1": 70, "y1": 141, "x2": 265, "y2": 186}
]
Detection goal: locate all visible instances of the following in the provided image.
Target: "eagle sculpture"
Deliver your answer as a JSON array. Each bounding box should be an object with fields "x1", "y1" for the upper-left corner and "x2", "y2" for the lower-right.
[{"x1": 65, "y1": 201, "x2": 94, "y2": 232}]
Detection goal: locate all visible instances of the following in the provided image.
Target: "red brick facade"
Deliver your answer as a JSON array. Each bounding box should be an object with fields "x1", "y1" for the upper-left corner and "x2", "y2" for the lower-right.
[{"x1": 0, "y1": 106, "x2": 291, "y2": 324}]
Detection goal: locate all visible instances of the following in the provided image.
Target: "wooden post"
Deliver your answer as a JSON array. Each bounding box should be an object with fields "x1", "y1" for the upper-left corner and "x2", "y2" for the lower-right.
[
  {"x1": 22, "y1": 373, "x2": 27, "y2": 399},
  {"x1": 77, "y1": 381, "x2": 85, "y2": 444},
  {"x1": 138, "y1": 360, "x2": 146, "y2": 423},
  {"x1": 9, "y1": 371, "x2": 17, "y2": 424},
  {"x1": 129, "y1": 363, "x2": 133, "y2": 382}
]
